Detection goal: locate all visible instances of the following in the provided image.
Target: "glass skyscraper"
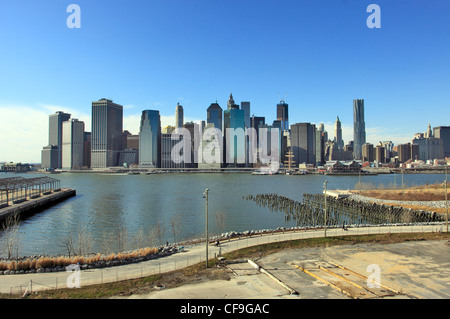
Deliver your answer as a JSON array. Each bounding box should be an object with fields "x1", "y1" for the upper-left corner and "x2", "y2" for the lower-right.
[
  {"x1": 139, "y1": 110, "x2": 161, "y2": 167},
  {"x1": 353, "y1": 99, "x2": 366, "y2": 160}
]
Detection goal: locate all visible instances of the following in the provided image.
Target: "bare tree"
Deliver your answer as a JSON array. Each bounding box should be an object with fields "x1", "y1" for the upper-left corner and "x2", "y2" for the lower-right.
[
  {"x1": 131, "y1": 229, "x2": 146, "y2": 250},
  {"x1": 1, "y1": 212, "x2": 21, "y2": 260},
  {"x1": 150, "y1": 221, "x2": 165, "y2": 246},
  {"x1": 215, "y1": 211, "x2": 226, "y2": 237},
  {"x1": 116, "y1": 226, "x2": 128, "y2": 253},
  {"x1": 61, "y1": 231, "x2": 75, "y2": 257},
  {"x1": 76, "y1": 226, "x2": 93, "y2": 256},
  {"x1": 170, "y1": 215, "x2": 183, "y2": 244}
]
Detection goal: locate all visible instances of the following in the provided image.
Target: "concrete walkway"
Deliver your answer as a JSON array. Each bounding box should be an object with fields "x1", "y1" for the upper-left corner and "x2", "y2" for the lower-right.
[{"x1": 0, "y1": 223, "x2": 447, "y2": 295}]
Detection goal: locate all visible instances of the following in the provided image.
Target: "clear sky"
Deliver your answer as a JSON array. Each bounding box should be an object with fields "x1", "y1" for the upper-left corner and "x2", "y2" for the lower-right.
[{"x1": 1, "y1": 0, "x2": 449, "y2": 163}]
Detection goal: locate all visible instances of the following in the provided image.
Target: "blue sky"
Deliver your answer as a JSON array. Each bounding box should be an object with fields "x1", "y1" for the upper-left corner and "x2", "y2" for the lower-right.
[{"x1": 1, "y1": 0, "x2": 449, "y2": 162}]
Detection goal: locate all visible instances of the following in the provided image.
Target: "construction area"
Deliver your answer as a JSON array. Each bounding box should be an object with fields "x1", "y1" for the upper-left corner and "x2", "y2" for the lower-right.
[{"x1": 131, "y1": 239, "x2": 450, "y2": 299}]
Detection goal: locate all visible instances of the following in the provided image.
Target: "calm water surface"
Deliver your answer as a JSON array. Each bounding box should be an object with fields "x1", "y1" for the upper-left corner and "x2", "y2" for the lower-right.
[{"x1": 0, "y1": 172, "x2": 446, "y2": 257}]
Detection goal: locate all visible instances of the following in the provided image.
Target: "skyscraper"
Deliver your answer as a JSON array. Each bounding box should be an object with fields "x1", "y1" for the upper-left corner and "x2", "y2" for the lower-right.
[
  {"x1": 62, "y1": 119, "x2": 85, "y2": 170},
  {"x1": 334, "y1": 116, "x2": 344, "y2": 150},
  {"x1": 175, "y1": 102, "x2": 184, "y2": 129},
  {"x1": 139, "y1": 110, "x2": 161, "y2": 168},
  {"x1": 223, "y1": 108, "x2": 245, "y2": 166},
  {"x1": 290, "y1": 123, "x2": 316, "y2": 165},
  {"x1": 433, "y1": 126, "x2": 450, "y2": 158},
  {"x1": 276, "y1": 100, "x2": 289, "y2": 131},
  {"x1": 43, "y1": 111, "x2": 71, "y2": 169},
  {"x1": 353, "y1": 99, "x2": 366, "y2": 160},
  {"x1": 207, "y1": 102, "x2": 223, "y2": 133},
  {"x1": 91, "y1": 98, "x2": 124, "y2": 168},
  {"x1": 240, "y1": 101, "x2": 250, "y2": 128}
]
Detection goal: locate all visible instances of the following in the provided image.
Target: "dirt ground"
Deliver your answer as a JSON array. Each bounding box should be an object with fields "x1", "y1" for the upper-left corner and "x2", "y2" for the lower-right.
[{"x1": 120, "y1": 240, "x2": 450, "y2": 299}]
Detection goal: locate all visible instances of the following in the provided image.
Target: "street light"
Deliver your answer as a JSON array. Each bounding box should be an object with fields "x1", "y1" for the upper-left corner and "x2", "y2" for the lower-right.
[
  {"x1": 203, "y1": 188, "x2": 209, "y2": 268},
  {"x1": 323, "y1": 180, "x2": 328, "y2": 238}
]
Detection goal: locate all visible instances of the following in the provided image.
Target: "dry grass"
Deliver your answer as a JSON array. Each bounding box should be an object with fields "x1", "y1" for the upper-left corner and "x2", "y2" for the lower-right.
[
  {"x1": 356, "y1": 183, "x2": 449, "y2": 202},
  {"x1": 0, "y1": 247, "x2": 159, "y2": 271}
]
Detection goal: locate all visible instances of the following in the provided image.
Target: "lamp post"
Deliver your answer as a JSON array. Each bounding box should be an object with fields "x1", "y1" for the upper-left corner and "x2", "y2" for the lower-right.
[
  {"x1": 323, "y1": 180, "x2": 328, "y2": 238},
  {"x1": 203, "y1": 188, "x2": 209, "y2": 268}
]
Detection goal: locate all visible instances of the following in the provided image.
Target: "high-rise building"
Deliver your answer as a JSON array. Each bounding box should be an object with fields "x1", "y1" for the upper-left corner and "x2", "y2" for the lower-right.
[
  {"x1": 183, "y1": 122, "x2": 200, "y2": 168},
  {"x1": 362, "y1": 143, "x2": 374, "y2": 163},
  {"x1": 353, "y1": 99, "x2": 366, "y2": 160},
  {"x1": 41, "y1": 145, "x2": 59, "y2": 170},
  {"x1": 375, "y1": 144, "x2": 385, "y2": 163},
  {"x1": 83, "y1": 132, "x2": 91, "y2": 168},
  {"x1": 175, "y1": 103, "x2": 184, "y2": 129},
  {"x1": 62, "y1": 119, "x2": 85, "y2": 170},
  {"x1": 276, "y1": 100, "x2": 289, "y2": 131},
  {"x1": 207, "y1": 102, "x2": 223, "y2": 134},
  {"x1": 198, "y1": 123, "x2": 222, "y2": 170},
  {"x1": 91, "y1": 98, "x2": 123, "y2": 168},
  {"x1": 433, "y1": 126, "x2": 450, "y2": 158},
  {"x1": 290, "y1": 123, "x2": 316, "y2": 165},
  {"x1": 42, "y1": 111, "x2": 71, "y2": 169},
  {"x1": 334, "y1": 116, "x2": 344, "y2": 150},
  {"x1": 315, "y1": 123, "x2": 326, "y2": 167},
  {"x1": 139, "y1": 110, "x2": 161, "y2": 167},
  {"x1": 223, "y1": 108, "x2": 245, "y2": 166},
  {"x1": 240, "y1": 101, "x2": 250, "y2": 128},
  {"x1": 161, "y1": 133, "x2": 185, "y2": 169}
]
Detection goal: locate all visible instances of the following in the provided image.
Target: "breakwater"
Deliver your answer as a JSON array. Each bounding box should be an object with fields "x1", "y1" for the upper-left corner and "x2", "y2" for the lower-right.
[{"x1": 244, "y1": 193, "x2": 443, "y2": 228}]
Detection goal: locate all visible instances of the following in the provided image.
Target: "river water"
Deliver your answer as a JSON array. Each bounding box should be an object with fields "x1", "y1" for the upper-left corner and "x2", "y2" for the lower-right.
[{"x1": 0, "y1": 172, "x2": 447, "y2": 257}]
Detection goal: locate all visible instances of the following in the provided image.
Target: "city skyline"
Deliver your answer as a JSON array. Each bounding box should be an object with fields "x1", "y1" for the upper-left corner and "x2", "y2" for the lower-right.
[{"x1": 1, "y1": 1, "x2": 450, "y2": 162}]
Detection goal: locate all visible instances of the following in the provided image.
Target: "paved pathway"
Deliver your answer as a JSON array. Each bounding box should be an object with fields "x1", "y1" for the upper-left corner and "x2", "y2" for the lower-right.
[{"x1": 0, "y1": 223, "x2": 447, "y2": 295}]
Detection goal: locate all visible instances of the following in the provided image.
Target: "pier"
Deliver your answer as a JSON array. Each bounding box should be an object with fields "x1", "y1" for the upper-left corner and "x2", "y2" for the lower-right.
[{"x1": 0, "y1": 177, "x2": 75, "y2": 224}]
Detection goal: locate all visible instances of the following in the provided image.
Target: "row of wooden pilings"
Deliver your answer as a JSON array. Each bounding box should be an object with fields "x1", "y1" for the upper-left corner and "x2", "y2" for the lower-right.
[{"x1": 244, "y1": 193, "x2": 443, "y2": 228}]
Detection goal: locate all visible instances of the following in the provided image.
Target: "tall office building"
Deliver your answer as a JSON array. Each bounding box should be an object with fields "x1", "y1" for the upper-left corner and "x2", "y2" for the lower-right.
[
  {"x1": 315, "y1": 123, "x2": 326, "y2": 167},
  {"x1": 334, "y1": 116, "x2": 344, "y2": 150},
  {"x1": 183, "y1": 122, "x2": 201, "y2": 168},
  {"x1": 240, "y1": 101, "x2": 250, "y2": 128},
  {"x1": 91, "y1": 98, "x2": 124, "y2": 168},
  {"x1": 362, "y1": 143, "x2": 374, "y2": 163},
  {"x1": 207, "y1": 102, "x2": 223, "y2": 133},
  {"x1": 139, "y1": 110, "x2": 161, "y2": 168},
  {"x1": 175, "y1": 102, "x2": 184, "y2": 129},
  {"x1": 83, "y1": 132, "x2": 91, "y2": 168},
  {"x1": 62, "y1": 119, "x2": 85, "y2": 170},
  {"x1": 276, "y1": 100, "x2": 289, "y2": 131},
  {"x1": 433, "y1": 126, "x2": 450, "y2": 158},
  {"x1": 42, "y1": 111, "x2": 71, "y2": 169},
  {"x1": 290, "y1": 123, "x2": 316, "y2": 165},
  {"x1": 41, "y1": 145, "x2": 59, "y2": 170},
  {"x1": 223, "y1": 108, "x2": 246, "y2": 166},
  {"x1": 161, "y1": 133, "x2": 185, "y2": 169},
  {"x1": 353, "y1": 99, "x2": 366, "y2": 160}
]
